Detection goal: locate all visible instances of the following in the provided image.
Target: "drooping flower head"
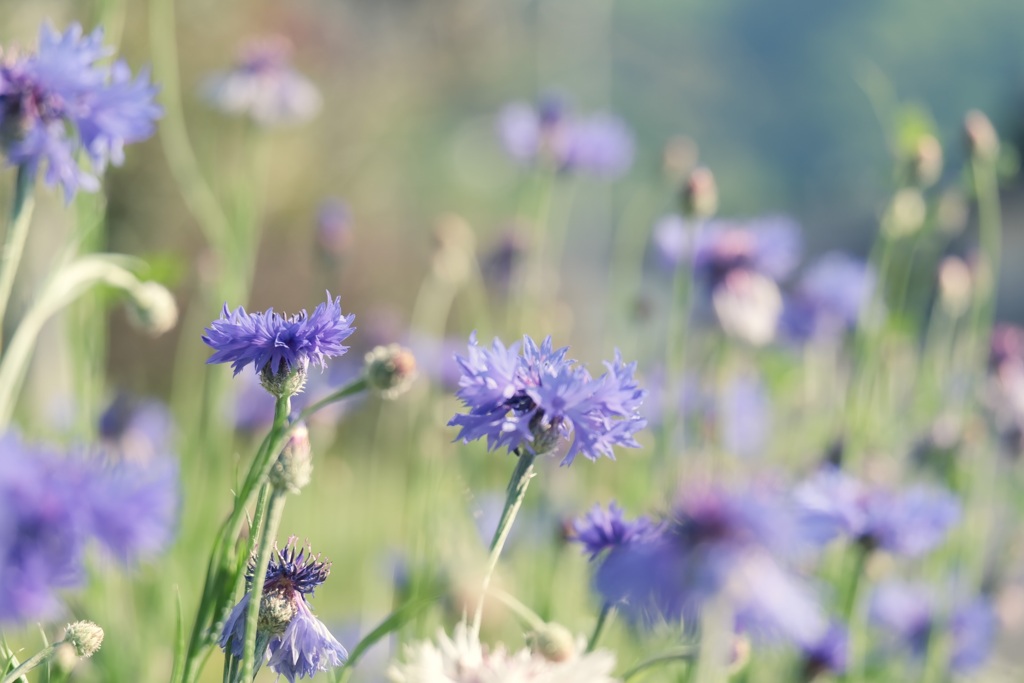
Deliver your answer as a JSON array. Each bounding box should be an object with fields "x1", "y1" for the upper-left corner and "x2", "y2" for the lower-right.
[
  {"x1": 497, "y1": 93, "x2": 634, "y2": 178},
  {"x1": 594, "y1": 483, "x2": 826, "y2": 646},
  {"x1": 869, "y1": 582, "x2": 996, "y2": 673},
  {"x1": 220, "y1": 538, "x2": 347, "y2": 681},
  {"x1": 202, "y1": 36, "x2": 321, "y2": 127},
  {"x1": 387, "y1": 619, "x2": 618, "y2": 683},
  {"x1": 448, "y1": 334, "x2": 646, "y2": 465},
  {"x1": 794, "y1": 466, "x2": 961, "y2": 556},
  {"x1": 0, "y1": 23, "x2": 161, "y2": 201},
  {"x1": 0, "y1": 433, "x2": 178, "y2": 625},
  {"x1": 570, "y1": 502, "x2": 660, "y2": 560},
  {"x1": 202, "y1": 293, "x2": 355, "y2": 396}
]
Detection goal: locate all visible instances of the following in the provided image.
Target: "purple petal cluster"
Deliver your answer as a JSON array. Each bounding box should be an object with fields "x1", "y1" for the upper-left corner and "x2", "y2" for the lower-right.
[
  {"x1": 220, "y1": 538, "x2": 347, "y2": 681},
  {"x1": 800, "y1": 624, "x2": 848, "y2": 678},
  {"x1": 571, "y1": 502, "x2": 660, "y2": 560},
  {"x1": 593, "y1": 483, "x2": 826, "y2": 646},
  {"x1": 794, "y1": 467, "x2": 961, "y2": 556},
  {"x1": 690, "y1": 217, "x2": 802, "y2": 289},
  {"x1": 202, "y1": 36, "x2": 321, "y2": 127},
  {"x1": 0, "y1": 23, "x2": 161, "y2": 201},
  {"x1": 202, "y1": 293, "x2": 356, "y2": 376},
  {"x1": 869, "y1": 582, "x2": 995, "y2": 672},
  {"x1": 780, "y1": 252, "x2": 874, "y2": 344},
  {"x1": 98, "y1": 393, "x2": 175, "y2": 462},
  {"x1": 497, "y1": 93, "x2": 633, "y2": 178},
  {"x1": 448, "y1": 334, "x2": 646, "y2": 466},
  {"x1": 0, "y1": 433, "x2": 179, "y2": 624}
]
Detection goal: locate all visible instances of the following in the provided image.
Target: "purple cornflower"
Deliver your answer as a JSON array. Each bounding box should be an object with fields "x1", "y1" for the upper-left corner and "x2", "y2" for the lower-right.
[
  {"x1": 98, "y1": 393, "x2": 175, "y2": 462},
  {"x1": 220, "y1": 538, "x2": 347, "y2": 681},
  {"x1": 780, "y1": 252, "x2": 874, "y2": 344},
  {"x1": 594, "y1": 483, "x2": 826, "y2": 645},
  {"x1": 794, "y1": 467, "x2": 961, "y2": 556},
  {"x1": 799, "y1": 624, "x2": 848, "y2": 679},
  {"x1": 202, "y1": 293, "x2": 355, "y2": 394},
  {"x1": 202, "y1": 36, "x2": 321, "y2": 127},
  {"x1": 570, "y1": 502, "x2": 660, "y2": 560},
  {"x1": 480, "y1": 226, "x2": 529, "y2": 293},
  {"x1": 448, "y1": 334, "x2": 646, "y2": 466},
  {"x1": 718, "y1": 374, "x2": 772, "y2": 458},
  {"x1": 869, "y1": 582, "x2": 995, "y2": 673},
  {"x1": 689, "y1": 216, "x2": 802, "y2": 290},
  {"x1": 0, "y1": 23, "x2": 161, "y2": 201},
  {"x1": 497, "y1": 93, "x2": 633, "y2": 178},
  {"x1": 0, "y1": 433, "x2": 178, "y2": 624}
]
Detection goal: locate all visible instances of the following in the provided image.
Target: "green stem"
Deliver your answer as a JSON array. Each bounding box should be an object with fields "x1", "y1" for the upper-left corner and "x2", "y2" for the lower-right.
[
  {"x1": 964, "y1": 155, "x2": 1002, "y2": 379},
  {"x1": 471, "y1": 449, "x2": 537, "y2": 637},
  {"x1": 238, "y1": 489, "x2": 288, "y2": 682},
  {"x1": 297, "y1": 377, "x2": 368, "y2": 422},
  {"x1": 0, "y1": 165, "x2": 36, "y2": 349},
  {"x1": 0, "y1": 643, "x2": 57, "y2": 683},
  {"x1": 586, "y1": 602, "x2": 614, "y2": 653},
  {"x1": 621, "y1": 648, "x2": 698, "y2": 682},
  {"x1": 841, "y1": 545, "x2": 869, "y2": 620},
  {"x1": 488, "y1": 588, "x2": 546, "y2": 632}
]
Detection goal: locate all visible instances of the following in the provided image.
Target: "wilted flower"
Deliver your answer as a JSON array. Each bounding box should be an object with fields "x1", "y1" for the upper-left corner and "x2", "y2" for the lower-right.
[
  {"x1": 0, "y1": 433, "x2": 178, "y2": 624},
  {"x1": 570, "y1": 502, "x2": 660, "y2": 560},
  {"x1": 497, "y1": 93, "x2": 633, "y2": 178},
  {"x1": 869, "y1": 582, "x2": 996, "y2": 673},
  {"x1": 794, "y1": 467, "x2": 961, "y2": 556},
  {"x1": 780, "y1": 252, "x2": 874, "y2": 344},
  {"x1": 202, "y1": 292, "x2": 355, "y2": 396},
  {"x1": 0, "y1": 23, "x2": 161, "y2": 201},
  {"x1": 448, "y1": 334, "x2": 646, "y2": 465},
  {"x1": 202, "y1": 36, "x2": 321, "y2": 127},
  {"x1": 220, "y1": 538, "x2": 347, "y2": 681},
  {"x1": 387, "y1": 620, "x2": 618, "y2": 683},
  {"x1": 595, "y1": 483, "x2": 826, "y2": 646}
]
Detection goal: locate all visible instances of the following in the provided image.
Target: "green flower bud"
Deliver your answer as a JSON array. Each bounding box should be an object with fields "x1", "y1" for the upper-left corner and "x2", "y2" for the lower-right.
[
  {"x1": 269, "y1": 422, "x2": 313, "y2": 494},
  {"x1": 526, "y1": 622, "x2": 577, "y2": 662},
  {"x1": 126, "y1": 281, "x2": 178, "y2": 336},
  {"x1": 64, "y1": 620, "x2": 104, "y2": 658},
  {"x1": 364, "y1": 344, "x2": 418, "y2": 399},
  {"x1": 261, "y1": 358, "x2": 309, "y2": 398}
]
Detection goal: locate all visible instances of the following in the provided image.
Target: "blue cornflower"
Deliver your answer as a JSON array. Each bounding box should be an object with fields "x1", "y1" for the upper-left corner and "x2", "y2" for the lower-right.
[
  {"x1": 794, "y1": 467, "x2": 961, "y2": 556},
  {"x1": 98, "y1": 393, "x2": 175, "y2": 462},
  {"x1": 220, "y1": 538, "x2": 347, "y2": 681},
  {"x1": 800, "y1": 624, "x2": 848, "y2": 679},
  {"x1": 448, "y1": 334, "x2": 646, "y2": 466},
  {"x1": 570, "y1": 502, "x2": 660, "y2": 560},
  {"x1": 497, "y1": 93, "x2": 634, "y2": 178},
  {"x1": 202, "y1": 293, "x2": 355, "y2": 395},
  {"x1": 202, "y1": 36, "x2": 321, "y2": 127},
  {"x1": 780, "y1": 252, "x2": 874, "y2": 344},
  {"x1": 594, "y1": 483, "x2": 826, "y2": 645},
  {"x1": 0, "y1": 433, "x2": 179, "y2": 624},
  {"x1": 869, "y1": 582, "x2": 995, "y2": 673},
  {"x1": 0, "y1": 23, "x2": 160, "y2": 201}
]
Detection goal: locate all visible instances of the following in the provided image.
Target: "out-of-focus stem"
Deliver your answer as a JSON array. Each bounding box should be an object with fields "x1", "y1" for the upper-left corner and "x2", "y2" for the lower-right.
[{"x1": 0, "y1": 165, "x2": 36, "y2": 351}]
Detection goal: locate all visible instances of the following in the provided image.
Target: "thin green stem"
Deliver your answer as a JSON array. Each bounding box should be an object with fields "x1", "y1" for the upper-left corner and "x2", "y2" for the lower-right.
[
  {"x1": 0, "y1": 165, "x2": 36, "y2": 350},
  {"x1": 471, "y1": 449, "x2": 537, "y2": 637},
  {"x1": 488, "y1": 588, "x2": 546, "y2": 632},
  {"x1": 963, "y1": 155, "x2": 1002, "y2": 380},
  {"x1": 238, "y1": 489, "x2": 288, "y2": 682},
  {"x1": 621, "y1": 648, "x2": 698, "y2": 682},
  {"x1": 297, "y1": 377, "x2": 368, "y2": 422},
  {"x1": 0, "y1": 643, "x2": 57, "y2": 683},
  {"x1": 586, "y1": 602, "x2": 614, "y2": 653}
]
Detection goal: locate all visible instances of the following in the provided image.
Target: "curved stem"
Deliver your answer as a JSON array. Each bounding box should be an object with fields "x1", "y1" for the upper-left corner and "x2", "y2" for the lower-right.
[
  {"x1": 586, "y1": 602, "x2": 614, "y2": 653},
  {"x1": 488, "y1": 588, "x2": 546, "y2": 632},
  {"x1": 0, "y1": 643, "x2": 57, "y2": 683},
  {"x1": 621, "y1": 648, "x2": 698, "y2": 682},
  {"x1": 0, "y1": 165, "x2": 36, "y2": 350},
  {"x1": 471, "y1": 449, "x2": 537, "y2": 637}
]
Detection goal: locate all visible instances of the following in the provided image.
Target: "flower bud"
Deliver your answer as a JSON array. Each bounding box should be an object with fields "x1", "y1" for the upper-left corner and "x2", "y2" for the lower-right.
[
  {"x1": 662, "y1": 135, "x2": 698, "y2": 181},
  {"x1": 259, "y1": 588, "x2": 299, "y2": 635},
  {"x1": 260, "y1": 357, "x2": 309, "y2": 398},
  {"x1": 712, "y1": 270, "x2": 782, "y2": 347},
  {"x1": 909, "y1": 135, "x2": 943, "y2": 188},
  {"x1": 526, "y1": 622, "x2": 577, "y2": 662},
  {"x1": 126, "y1": 281, "x2": 178, "y2": 336},
  {"x1": 680, "y1": 166, "x2": 718, "y2": 219},
  {"x1": 269, "y1": 422, "x2": 313, "y2": 494},
  {"x1": 882, "y1": 187, "x2": 926, "y2": 238},
  {"x1": 938, "y1": 256, "x2": 972, "y2": 317},
  {"x1": 964, "y1": 110, "x2": 999, "y2": 162},
  {"x1": 64, "y1": 620, "x2": 104, "y2": 658},
  {"x1": 364, "y1": 344, "x2": 418, "y2": 399}
]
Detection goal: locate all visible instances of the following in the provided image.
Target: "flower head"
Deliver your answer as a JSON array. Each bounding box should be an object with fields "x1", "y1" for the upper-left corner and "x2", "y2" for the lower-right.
[
  {"x1": 202, "y1": 36, "x2": 321, "y2": 127},
  {"x1": 780, "y1": 252, "x2": 874, "y2": 344},
  {"x1": 220, "y1": 538, "x2": 347, "y2": 681},
  {"x1": 0, "y1": 23, "x2": 160, "y2": 201},
  {"x1": 497, "y1": 93, "x2": 633, "y2": 178},
  {"x1": 570, "y1": 502, "x2": 660, "y2": 560},
  {"x1": 794, "y1": 467, "x2": 961, "y2": 556},
  {"x1": 448, "y1": 334, "x2": 646, "y2": 465},
  {"x1": 387, "y1": 620, "x2": 617, "y2": 683},
  {"x1": 202, "y1": 293, "x2": 355, "y2": 394}
]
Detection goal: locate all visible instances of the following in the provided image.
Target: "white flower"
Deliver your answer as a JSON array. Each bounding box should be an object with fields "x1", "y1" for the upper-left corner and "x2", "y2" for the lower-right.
[{"x1": 388, "y1": 621, "x2": 618, "y2": 683}]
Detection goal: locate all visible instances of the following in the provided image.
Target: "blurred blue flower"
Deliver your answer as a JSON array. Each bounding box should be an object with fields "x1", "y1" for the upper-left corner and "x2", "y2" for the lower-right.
[
  {"x1": 570, "y1": 502, "x2": 660, "y2": 560},
  {"x1": 98, "y1": 393, "x2": 175, "y2": 461},
  {"x1": 202, "y1": 292, "x2": 356, "y2": 377},
  {"x1": 595, "y1": 483, "x2": 826, "y2": 645},
  {"x1": 448, "y1": 334, "x2": 646, "y2": 465},
  {"x1": 497, "y1": 94, "x2": 633, "y2": 178},
  {"x1": 480, "y1": 226, "x2": 529, "y2": 294},
  {"x1": 780, "y1": 252, "x2": 874, "y2": 343},
  {"x1": 221, "y1": 538, "x2": 347, "y2": 680},
  {"x1": 718, "y1": 374, "x2": 772, "y2": 458},
  {"x1": 800, "y1": 624, "x2": 848, "y2": 678},
  {"x1": 794, "y1": 467, "x2": 961, "y2": 556},
  {"x1": 0, "y1": 23, "x2": 161, "y2": 201},
  {"x1": 316, "y1": 199, "x2": 353, "y2": 259},
  {"x1": 0, "y1": 433, "x2": 178, "y2": 624},
  {"x1": 202, "y1": 36, "x2": 321, "y2": 127},
  {"x1": 869, "y1": 582, "x2": 995, "y2": 673},
  {"x1": 688, "y1": 217, "x2": 802, "y2": 289}
]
